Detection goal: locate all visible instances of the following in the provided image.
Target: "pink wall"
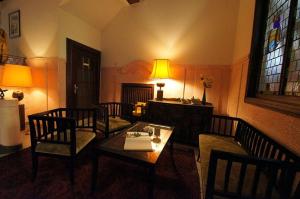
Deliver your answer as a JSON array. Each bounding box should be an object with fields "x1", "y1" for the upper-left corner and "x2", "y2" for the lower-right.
[
  {"x1": 227, "y1": 0, "x2": 300, "y2": 156},
  {"x1": 227, "y1": 57, "x2": 300, "y2": 156},
  {"x1": 100, "y1": 60, "x2": 230, "y2": 114}
]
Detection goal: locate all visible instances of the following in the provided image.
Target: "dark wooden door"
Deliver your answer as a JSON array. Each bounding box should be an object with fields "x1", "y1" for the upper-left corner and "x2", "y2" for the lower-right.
[{"x1": 66, "y1": 38, "x2": 101, "y2": 108}]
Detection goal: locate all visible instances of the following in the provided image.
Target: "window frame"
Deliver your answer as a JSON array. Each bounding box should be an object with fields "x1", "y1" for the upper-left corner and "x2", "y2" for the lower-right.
[{"x1": 246, "y1": 0, "x2": 300, "y2": 117}]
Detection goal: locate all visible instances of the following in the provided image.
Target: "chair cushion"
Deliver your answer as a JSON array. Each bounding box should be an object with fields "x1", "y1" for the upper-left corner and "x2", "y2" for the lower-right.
[
  {"x1": 97, "y1": 116, "x2": 131, "y2": 133},
  {"x1": 35, "y1": 129, "x2": 95, "y2": 156},
  {"x1": 199, "y1": 134, "x2": 280, "y2": 199},
  {"x1": 199, "y1": 134, "x2": 248, "y2": 198}
]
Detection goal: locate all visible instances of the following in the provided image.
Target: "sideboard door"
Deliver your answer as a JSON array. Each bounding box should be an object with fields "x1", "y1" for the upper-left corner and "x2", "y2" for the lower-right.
[{"x1": 147, "y1": 100, "x2": 213, "y2": 146}]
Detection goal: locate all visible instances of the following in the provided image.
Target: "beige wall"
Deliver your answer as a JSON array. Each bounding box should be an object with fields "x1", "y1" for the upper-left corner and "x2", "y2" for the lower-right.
[
  {"x1": 1, "y1": 0, "x2": 60, "y2": 58},
  {"x1": 0, "y1": 0, "x2": 102, "y2": 117},
  {"x1": 100, "y1": 0, "x2": 240, "y2": 114},
  {"x1": 232, "y1": 0, "x2": 255, "y2": 63},
  {"x1": 101, "y1": 0, "x2": 240, "y2": 67},
  {"x1": 0, "y1": 0, "x2": 102, "y2": 58},
  {"x1": 227, "y1": 1, "x2": 300, "y2": 155},
  {"x1": 57, "y1": 9, "x2": 102, "y2": 59}
]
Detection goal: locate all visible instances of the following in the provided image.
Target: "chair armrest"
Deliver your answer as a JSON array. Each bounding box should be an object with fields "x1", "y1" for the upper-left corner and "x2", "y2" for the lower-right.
[
  {"x1": 94, "y1": 105, "x2": 109, "y2": 132},
  {"x1": 28, "y1": 115, "x2": 77, "y2": 155},
  {"x1": 63, "y1": 108, "x2": 96, "y2": 129}
]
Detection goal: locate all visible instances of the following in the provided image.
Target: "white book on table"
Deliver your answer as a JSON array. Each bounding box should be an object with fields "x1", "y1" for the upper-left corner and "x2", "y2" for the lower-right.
[{"x1": 124, "y1": 132, "x2": 153, "y2": 151}]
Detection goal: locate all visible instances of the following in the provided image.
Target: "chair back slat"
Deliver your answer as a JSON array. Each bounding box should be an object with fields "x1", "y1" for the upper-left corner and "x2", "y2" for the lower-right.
[
  {"x1": 223, "y1": 160, "x2": 232, "y2": 192},
  {"x1": 208, "y1": 115, "x2": 239, "y2": 137},
  {"x1": 207, "y1": 115, "x2": 300, "y2": 164},
  {"x1": 29, "y1": 116, "x2": 76, "y2": 145},
  {"x1": 206, "y1": 150, "x2": 300, "y2": 199},
  {"x1": 29, "y1": 108, "x2": 96, "y2": 144},
  {"x1": 251, "y1": 163, "x2": 262, "y2": 197},
  {"x1": 237, "y1": 163, "x2": 247, "y2": 195}
]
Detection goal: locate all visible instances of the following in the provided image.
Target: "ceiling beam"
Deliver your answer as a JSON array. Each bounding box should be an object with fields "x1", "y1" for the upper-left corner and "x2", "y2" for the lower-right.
[{"x1": 127, "y1": 0, "x2": 139, "y2": 5}]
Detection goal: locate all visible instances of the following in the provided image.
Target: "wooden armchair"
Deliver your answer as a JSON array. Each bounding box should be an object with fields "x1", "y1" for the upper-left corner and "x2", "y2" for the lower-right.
[
  {"x1": 28, "y1": 108, "x2": 96, "y2": 184},
  {"x1": 95, "y1": 102, "x2": 134, "y2": 138}
]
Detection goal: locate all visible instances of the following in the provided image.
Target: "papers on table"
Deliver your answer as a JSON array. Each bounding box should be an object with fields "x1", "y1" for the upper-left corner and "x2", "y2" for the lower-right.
[{"x1": 124, "y1": 131, "x2": 153, "y2": 151}]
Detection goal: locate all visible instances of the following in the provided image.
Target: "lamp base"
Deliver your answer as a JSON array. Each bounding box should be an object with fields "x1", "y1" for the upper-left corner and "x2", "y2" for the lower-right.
[
  {"x1": 157, "y1": 90, "x2": 163, "y2": 100},
  {"x1": 12, "y1": 91, "x2": 24, "y2": 101}
]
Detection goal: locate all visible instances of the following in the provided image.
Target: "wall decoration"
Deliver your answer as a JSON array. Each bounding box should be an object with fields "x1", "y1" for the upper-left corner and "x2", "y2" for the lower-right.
[
  {"x1": 0, "y1": 28, "x2": 9, "y2": 64},
  {"x1": 267, "y1": 11, "x2": 282, "y2": 53},
  {"x1": 200, "y1": 76, "x2": 213, "y2": 105},
  {"x1": 8, "y1": 10, "x2": 21, "y2": 38}
]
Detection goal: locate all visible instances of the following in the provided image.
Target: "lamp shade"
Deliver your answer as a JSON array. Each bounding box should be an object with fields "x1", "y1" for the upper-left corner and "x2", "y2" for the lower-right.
[
  {"x1": 1, "y1": 64, "x2": 32, "y2": 87},
  {"x1": 151, "y1": 59, "x2": 170, "y2": 79}
]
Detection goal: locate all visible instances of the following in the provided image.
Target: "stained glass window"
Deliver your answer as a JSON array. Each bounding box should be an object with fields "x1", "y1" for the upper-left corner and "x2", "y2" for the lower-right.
[
  {"x1": 285, "y1": 0, "x2": 300, "y2": 96},
  {"x1": 259, "y1": 0, "x2": 291, "y2": 95},
  {"x1": 247, "y1": 0, "x2": 300, "y2": 115}
]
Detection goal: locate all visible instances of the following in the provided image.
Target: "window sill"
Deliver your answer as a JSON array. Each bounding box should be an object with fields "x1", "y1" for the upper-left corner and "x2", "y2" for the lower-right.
[{"x1": 244, "y1": 96, "x2": 300, "y2": 118}]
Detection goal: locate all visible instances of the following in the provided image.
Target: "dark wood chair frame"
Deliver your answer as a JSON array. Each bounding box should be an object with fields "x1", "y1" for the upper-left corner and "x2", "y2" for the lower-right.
[
  {"x1": 94, "y1": 102, "x2": 134, "y2": 138},
  {"x1": 28, "y1": 108, "x2": 97, "y2": 184},
  {"x1": 201, "y1": 115, "x2": 300, "y2": 199}
]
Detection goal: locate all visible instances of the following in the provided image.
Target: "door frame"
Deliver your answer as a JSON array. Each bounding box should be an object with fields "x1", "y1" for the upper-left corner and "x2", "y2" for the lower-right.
[{"x1": 66, "y1": 38, "x2": 101, "y2": 108}]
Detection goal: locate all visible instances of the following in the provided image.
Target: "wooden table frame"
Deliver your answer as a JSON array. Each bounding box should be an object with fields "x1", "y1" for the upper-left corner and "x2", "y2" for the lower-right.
[{"x1": 91, "y1": 122, "x2": 174, "y2": 197}]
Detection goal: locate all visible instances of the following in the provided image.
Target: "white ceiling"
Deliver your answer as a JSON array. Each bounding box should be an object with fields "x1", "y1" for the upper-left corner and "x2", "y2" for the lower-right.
[{"x1": 60, "y1": 0, "x2": 129, "y2": 30}]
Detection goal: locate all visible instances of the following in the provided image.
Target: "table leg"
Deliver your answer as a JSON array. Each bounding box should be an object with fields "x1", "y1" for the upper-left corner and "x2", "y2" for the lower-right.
[
  {"x1": 148, "y1": 166, "x2": 155, "y2": 199},
  {"x1": 170, "y1": 135, "x2": 176, "y2": 170},
  {"x1": 91, "y1": 153, "x2": 99, "y2": 193}
]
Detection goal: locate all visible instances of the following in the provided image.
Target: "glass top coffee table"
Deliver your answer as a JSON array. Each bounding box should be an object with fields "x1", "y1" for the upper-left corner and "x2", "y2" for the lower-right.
[{"x1": 91, "y1": 122, "x2": 174, "y2": 194}]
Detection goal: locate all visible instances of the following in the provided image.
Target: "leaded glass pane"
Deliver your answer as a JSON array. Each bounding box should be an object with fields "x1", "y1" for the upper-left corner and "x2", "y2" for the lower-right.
[
  {"x1": 258, "y1": 0, "x2": 291, "y2": 95},
  {"x1": 285, "y1": 0, "x2": 300, "y2": 96}
]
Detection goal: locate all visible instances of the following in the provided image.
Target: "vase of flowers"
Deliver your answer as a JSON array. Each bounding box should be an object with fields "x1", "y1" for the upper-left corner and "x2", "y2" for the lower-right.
[{"x1": 200, "y1": 76, "x2": 213, "y2": 105}]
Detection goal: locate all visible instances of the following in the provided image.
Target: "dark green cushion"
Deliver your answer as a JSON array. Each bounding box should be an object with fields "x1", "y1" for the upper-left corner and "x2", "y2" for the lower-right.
[
  {"x1": 35, "y1": 129, "x2": 95, "y2": 156},
  {"x1": 97, "y1": 117, "x2": 131, "y2": 133}
]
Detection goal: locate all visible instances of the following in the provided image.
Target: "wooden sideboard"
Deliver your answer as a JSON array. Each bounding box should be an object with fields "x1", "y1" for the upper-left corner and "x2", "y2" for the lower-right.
[{"x1": 147, "y1": 100, "x2": 213, "y2": 146}]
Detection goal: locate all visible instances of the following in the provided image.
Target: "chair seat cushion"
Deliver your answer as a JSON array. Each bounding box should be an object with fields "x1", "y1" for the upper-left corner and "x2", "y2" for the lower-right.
[
  {"x1": 199, "y1": 134, "x2": 281, "y2": 198},
  {"x1": 97, "y1": 116, "x2": 131, "y2": 133},
  {"x1": 35, "y1": 129, "x2": 95, "y2": 156},
  {"x1": 199, "y1": 134, "x2": 248, "y2": 198}
]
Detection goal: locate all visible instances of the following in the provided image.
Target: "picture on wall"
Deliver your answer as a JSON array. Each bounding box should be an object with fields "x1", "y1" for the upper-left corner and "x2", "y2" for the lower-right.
[{"x1": 8, "y1": 10, "x2": 20, "y2": 38}]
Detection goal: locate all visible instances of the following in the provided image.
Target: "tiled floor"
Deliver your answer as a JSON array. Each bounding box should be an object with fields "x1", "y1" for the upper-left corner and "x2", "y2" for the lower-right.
[{"x1": 0, "y1": 128, "x2": 31, "y2": 158}]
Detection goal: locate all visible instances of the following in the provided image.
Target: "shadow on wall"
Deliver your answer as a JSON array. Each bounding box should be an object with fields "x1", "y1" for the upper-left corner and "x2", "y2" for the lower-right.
[{"x1": 100, "y1": 60, "x2": 230, "y2": 114}]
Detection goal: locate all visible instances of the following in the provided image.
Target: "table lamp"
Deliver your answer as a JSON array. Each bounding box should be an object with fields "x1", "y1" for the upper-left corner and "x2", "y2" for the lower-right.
[
  {"x1": 151, "y1": 59, "x2": 170, "y2": 100},
  {"x1": 1, "y1": 64, "x2": 32, "y2": 130}
]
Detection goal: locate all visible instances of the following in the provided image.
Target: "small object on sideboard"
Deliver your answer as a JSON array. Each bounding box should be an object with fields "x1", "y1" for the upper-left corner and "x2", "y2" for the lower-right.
[
  {"x1": 0, "y1": 88, "x2": 8, "y2": 99},
  {"x1": 12, "y1": 91, "x2": 24, "y2": 101}
]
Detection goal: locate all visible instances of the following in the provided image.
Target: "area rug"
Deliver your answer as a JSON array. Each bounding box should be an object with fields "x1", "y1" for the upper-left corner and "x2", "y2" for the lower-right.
[{"x1": 0, "y1": 147, "x2": 200, "y2": 199}]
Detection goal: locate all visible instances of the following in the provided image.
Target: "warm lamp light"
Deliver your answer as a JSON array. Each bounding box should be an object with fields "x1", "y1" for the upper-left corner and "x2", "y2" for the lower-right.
[
  {"x1": 1, "y1": 64, "x2": 32, "y2": 101},
  {"x1": 1, "y1": 64, "x2": 32, "y2": 87},
  {"x1": 0, "y1": 64, "x2": 32, "y2": 131},
  {"x1": 151, "y1": 59, "x2": 170, "y2": 100}
]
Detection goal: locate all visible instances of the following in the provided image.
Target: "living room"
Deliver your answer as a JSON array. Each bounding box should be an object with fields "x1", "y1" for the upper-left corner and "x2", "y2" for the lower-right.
[{"x1": 0, "y1": 0, "x2": 299, "y2": 198}]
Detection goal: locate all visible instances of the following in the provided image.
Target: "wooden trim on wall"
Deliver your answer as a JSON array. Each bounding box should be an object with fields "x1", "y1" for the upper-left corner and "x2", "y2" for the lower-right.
[{"x1": 245, "y1": 96, "x2": 300, "y2": 117}]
